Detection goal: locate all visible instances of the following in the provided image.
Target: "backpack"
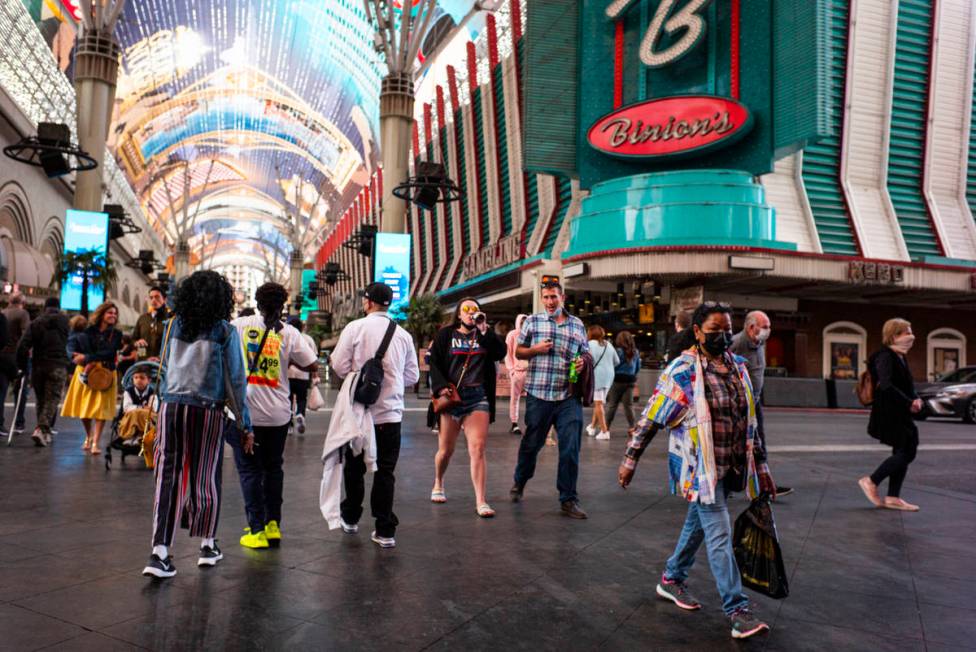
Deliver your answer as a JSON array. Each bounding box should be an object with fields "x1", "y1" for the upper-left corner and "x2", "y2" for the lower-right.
[
  {"x1": 855, "y1": 369, "x2": 874, "y2": 406},
  {"x1": 354, "y1": 319, "x2": 398, "y2": 407}
]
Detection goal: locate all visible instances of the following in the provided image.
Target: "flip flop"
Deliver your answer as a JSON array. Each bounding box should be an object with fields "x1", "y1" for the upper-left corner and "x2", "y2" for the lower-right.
[
  {"x1": 883, "y1": 499, "x2": 919, "y2": 512},
  {"x1": 431, "y1": 489, "x2": 447, "y2": 504},
  {"x1": 476, "y1": 504, "x2": 495, "y2": 518}
]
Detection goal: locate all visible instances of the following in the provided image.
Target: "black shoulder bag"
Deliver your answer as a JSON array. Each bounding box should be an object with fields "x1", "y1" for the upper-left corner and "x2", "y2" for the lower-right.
[{"x1": 354, "y1": 319, "x2": 398, "y2": 406}]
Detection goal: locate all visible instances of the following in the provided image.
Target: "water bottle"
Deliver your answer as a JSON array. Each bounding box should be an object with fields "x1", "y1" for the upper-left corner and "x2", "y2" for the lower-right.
[{"x1": 568, "y1": 354, "x2": 580, "y2": 384}]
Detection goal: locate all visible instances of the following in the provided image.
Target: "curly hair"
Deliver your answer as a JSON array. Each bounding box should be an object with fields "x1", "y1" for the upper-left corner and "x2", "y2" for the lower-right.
[
  {"x1": 255, "y1": 282, "x2": 289, "y2": 324},
  {"x1": 174, "y1": 270, "x2": 233, "y2": 340},
  {"x1": 90, "y1": 301, "x2": 119, "y2": 329}
]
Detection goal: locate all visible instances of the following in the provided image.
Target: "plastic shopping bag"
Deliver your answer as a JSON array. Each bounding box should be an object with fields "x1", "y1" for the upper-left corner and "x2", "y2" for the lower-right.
[
  {"x1": 308, "y1": 382, "x2": 326, "y2": 411},
  {"x1": 733, "y1": 495, "x2": 789, "y2": 599}
]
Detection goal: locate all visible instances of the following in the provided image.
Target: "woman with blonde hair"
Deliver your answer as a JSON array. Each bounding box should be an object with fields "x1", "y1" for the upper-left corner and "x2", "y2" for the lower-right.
[
  {"x1": 858, "y1": 318, "x2": 923, "y2": 511},
  {"x1": 585, "y1": 324, "x2": 619, "y2": 441},
  {"x1": 61, "y1": 301, "x2": 123, "y2": 454}
]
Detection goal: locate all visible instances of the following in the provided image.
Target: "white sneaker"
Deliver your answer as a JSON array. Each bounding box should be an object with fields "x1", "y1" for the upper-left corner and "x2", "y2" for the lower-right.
[
  {"x1": 595, "y1": 431, "x2": 610, "y2": 441},
  {"x1": 296, "y1": 414, "x2": 306, "y2": 435},
  {"x1": 339, "y1": 518, "x2": 358, "y2": 534},
  {"x1": 371, "y1": 531, "x2": 396, "y2": 548},
  {"x1": 585, "y1": 424, "x2": 597, "y2": 437},
  {"x1": 31, "y1": 429, "x2": 47, "y2": 447}
]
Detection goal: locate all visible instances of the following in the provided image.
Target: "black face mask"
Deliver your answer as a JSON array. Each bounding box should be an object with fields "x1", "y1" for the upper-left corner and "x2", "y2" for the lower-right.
[{"x1": 701, "y1": 331, "x2": 733, "y2": 357}]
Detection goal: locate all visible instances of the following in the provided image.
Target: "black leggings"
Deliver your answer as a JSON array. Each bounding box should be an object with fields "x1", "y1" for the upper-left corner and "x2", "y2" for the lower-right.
[{"x1": 870, "y1": 431, "x2": 919, "y2": 498}]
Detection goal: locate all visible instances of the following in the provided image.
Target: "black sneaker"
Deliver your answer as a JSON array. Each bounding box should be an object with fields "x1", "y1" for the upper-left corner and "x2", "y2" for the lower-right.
[
  {"x1": 510, "y1": 423, "x2": 521, "y2": 435},
  {"x1": 730, "y1": 607, "x2": 769, "y2": 639},
  {"x1": 198, "y1": 544, "x2": 223, "y2": 567},
  {"x1": 510, "y1": 484, "x2": 524, "y2": 503},
  {"x1": 775, "y1": 486, "x2": 794, "y2": 497},
  {"x1": 560, "y1": 500, "x2": 588, "y2": 519},
  {"x1": 142, "y1": 554, "x2": 177, "y2": 578}
]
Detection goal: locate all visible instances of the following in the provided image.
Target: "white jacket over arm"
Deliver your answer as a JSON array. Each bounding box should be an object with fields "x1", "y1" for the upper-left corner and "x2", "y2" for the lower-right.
[{"x1": 319, "y1": 371, "x2": 375, "y2": 529}]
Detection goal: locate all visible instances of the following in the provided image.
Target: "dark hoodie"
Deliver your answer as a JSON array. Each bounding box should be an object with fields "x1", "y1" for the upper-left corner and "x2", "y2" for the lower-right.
[{"x1": 17, "y1": 307, "x2": 69, "y2": 372}]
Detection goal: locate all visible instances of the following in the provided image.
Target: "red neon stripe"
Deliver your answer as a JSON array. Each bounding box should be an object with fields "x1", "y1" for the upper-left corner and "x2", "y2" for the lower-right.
[
  {"x1": 614, "y1": 20, "x2": 625, "y2": 109},
  {"x1": 730, "y1": 0, "x2": 740, "y2": 99}
]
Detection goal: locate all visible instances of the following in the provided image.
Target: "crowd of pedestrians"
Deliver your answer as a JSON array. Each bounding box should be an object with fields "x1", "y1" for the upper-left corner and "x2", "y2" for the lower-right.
[{"x1": 3, "y1": 269, "x2": 934, "y2": 642}]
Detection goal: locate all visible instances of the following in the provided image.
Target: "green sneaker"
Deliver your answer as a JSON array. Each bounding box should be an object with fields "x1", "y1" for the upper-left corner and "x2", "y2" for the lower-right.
[
  {"x1": 265, "y1": 520, "x2": 281, "y2": 547},
  {"x1": 240, "y1": 527, "x2": 269, "y2": 549}
]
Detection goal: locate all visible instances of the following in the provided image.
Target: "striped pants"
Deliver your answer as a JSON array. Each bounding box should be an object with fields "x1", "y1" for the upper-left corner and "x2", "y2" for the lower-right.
[{"x1": 151, "y1": 402, "x2": 225, "y2": 547}]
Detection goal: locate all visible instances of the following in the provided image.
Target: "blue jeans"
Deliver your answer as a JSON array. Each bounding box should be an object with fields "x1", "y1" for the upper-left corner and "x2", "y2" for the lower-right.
[
  {"x1": 513, "y1": 395, "x2": 583, "y2": 503},
  {"x1": 663, "y1": 478, "x2": 749, "y2": 615}
]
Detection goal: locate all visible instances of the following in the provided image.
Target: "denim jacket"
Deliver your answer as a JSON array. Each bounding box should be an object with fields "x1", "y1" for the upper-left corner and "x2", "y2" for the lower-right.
[{"x1": 158, "y1": 318, "x2": 251, "y2": 430}]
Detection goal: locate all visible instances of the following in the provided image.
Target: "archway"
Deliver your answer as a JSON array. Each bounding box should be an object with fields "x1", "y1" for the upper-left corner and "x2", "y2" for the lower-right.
[
  {"x1": 927, "y1": 328, "x2": 967, "y2": 381},
  {"x1": 822, "y1": 321, "x2": 867, "y2": 380}
]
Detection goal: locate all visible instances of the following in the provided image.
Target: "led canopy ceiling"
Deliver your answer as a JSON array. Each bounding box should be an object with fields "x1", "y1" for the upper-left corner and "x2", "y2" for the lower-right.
[{"x1": 108, "y1": 0, "x2": 383, "y2": 268}]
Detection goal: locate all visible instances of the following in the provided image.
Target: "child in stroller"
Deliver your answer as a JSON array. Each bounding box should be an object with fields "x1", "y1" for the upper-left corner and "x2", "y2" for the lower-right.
[{"x1": 106, "y1": 361, "x2": 161, "y2": 469}]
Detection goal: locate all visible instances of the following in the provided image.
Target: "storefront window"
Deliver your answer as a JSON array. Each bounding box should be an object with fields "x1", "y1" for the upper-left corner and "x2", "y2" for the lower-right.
[
  {"x1": 927, "y1": 328, "x2": 967, "y2": 381},
  {"x1": 822, "y1": 321, "x2": 867, "y2": 380}
]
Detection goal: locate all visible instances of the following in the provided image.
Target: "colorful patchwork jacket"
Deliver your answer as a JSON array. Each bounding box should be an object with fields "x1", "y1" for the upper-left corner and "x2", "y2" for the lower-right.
[{"x1": 623, "y1": 348, "x2": 769, "y2": 505}]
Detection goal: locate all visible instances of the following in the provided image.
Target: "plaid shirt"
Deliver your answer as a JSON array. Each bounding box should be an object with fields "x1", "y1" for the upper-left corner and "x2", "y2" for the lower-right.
[
  {"x1": 623, "y1": 349, "x2": 769, "y2": 504},
  {"x1": 518, "y1": 311, "x2": 589, "y2": 401},
  {"x1": 701, "y1": 356, "x2": 750, "y2": 482}
]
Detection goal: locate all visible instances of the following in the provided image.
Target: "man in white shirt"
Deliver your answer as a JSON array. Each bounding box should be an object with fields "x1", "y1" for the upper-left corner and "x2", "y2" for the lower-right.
[
  {"x1": 330, "y1": 282, "x2": 419, "y2": 548},
  {"x1": 231, "y1": 283, "x2": 318, "y2": 550}
]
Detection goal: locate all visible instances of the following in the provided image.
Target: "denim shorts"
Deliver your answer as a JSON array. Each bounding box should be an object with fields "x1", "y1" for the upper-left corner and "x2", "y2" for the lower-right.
[{"x1": 447, "y1": 385, "x2": 490, "y2": 421}]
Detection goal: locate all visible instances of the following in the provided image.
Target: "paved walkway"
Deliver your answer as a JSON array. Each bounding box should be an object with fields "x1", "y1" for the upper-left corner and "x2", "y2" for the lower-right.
[{"x1": 0, "y1": 398, "x2": 973, "y2": 651}]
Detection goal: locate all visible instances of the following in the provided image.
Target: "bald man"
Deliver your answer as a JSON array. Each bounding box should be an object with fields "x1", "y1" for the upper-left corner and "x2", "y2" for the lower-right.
[{"x1": 731, "y1": 311, "x2": 793, "y2": 497}]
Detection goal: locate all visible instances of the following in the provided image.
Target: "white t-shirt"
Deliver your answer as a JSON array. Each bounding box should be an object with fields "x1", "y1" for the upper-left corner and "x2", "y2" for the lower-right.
[
  {"x1": 287, "y1": 333, "x2": 318, "y2": 381},
  {"x1": 231, "y1": 316, "x2": 318, "y2": 427}
]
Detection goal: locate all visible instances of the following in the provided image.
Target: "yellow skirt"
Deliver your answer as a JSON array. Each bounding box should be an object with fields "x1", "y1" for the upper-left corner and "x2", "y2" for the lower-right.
[{"x1": 61, "y1": 366, "x2": 118, "y2": 421}]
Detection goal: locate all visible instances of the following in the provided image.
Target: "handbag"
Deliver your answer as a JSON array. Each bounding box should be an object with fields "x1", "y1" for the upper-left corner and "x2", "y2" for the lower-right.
[
  {"x1": 431, "y1": 332, "x2": 475, "y2": 414},
  {"x1": 86, "y1": 363, "x2": 114, "y2": 392}
]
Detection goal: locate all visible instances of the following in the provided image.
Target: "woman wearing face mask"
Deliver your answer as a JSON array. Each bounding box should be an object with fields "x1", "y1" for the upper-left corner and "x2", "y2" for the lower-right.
[
  {"x1": 617, "y1": 302, "x2": 775, "y2": 641},
  {"x1": 428, "y1": 298, "x2": 507, "y2": 517},
  {"x1": 858, "y1": 318, "x2": 923, "y2": 512}
]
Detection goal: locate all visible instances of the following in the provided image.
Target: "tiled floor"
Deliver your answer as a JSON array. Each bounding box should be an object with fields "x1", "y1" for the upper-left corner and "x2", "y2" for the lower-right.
[{"x1": 1, "y1": 399, "x2": 974, "y2": 651}]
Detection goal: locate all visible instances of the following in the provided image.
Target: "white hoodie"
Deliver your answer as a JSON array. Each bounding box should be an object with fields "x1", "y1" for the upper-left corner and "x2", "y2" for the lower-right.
[{"x1": 319, "y1": 371, "x2": 376, "y2": 529}]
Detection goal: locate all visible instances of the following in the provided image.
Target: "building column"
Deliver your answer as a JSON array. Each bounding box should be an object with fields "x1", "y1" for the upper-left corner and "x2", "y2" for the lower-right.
[
  {"x1": 289, "y1": 250, "x2": 304, "y2": 314},
  {"x1": 379, "y1": 72, "x2": 414, "y2": 234},
  {"x1": 73, "y1": 30, "x2": 121, "y2": 213}
]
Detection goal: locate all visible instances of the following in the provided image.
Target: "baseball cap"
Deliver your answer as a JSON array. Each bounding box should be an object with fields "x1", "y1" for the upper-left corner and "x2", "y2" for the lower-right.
[{"x1": 362, "y1": 282, "x2": 393, "y2": 307}]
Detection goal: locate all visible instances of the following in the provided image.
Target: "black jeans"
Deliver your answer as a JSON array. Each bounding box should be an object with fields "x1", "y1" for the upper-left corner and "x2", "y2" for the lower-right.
[
  {"x1": 341, "y1": 421, "x2": 401, "y2": 538},
  {"x1": 870, "y1": 428, "x2": 919, "y2": 498},
  {"x1": 232, "y1": 423, "x2": 289, "y2": 532},
  {"x1": 605, "y1": 381, "x2": 636, "y2": 429},
  {"x1": 290, "y1": 379, "x2": 310, "y2": 417},
  {"x1": 0, "y1": 370, "x2": 28, "y2": 431}
]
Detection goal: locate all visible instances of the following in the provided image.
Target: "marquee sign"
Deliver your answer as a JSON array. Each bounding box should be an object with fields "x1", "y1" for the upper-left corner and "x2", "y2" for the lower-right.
[
  {"x1": 587, "y1": 95, "x2": 752, "y2": 158},
  {"x1": 523, "y1": 0, "x2": 828, "y2": 188},
  {"x1": 463, "y1": 234, "x2": 524, "y2": 280}
]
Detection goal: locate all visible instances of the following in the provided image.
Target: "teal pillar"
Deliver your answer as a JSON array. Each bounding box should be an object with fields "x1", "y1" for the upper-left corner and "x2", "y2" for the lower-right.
[{"x1": 565, "y1": 170, "x2": 796, "y2": 258}]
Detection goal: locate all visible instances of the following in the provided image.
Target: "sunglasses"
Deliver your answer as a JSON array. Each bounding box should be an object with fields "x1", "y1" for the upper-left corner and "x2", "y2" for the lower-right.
[
  {"x1": 700, "y1": 301, "x2": 731, "y2": 309},
  {"x1": 460, "y1": 305, "x2": 480, "y2": 314}
]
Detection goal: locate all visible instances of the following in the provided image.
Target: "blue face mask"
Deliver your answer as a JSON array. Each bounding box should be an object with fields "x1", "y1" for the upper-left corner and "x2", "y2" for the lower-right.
[{"x1": 548, "y1": 306, "x2": 563, "y2": 318}]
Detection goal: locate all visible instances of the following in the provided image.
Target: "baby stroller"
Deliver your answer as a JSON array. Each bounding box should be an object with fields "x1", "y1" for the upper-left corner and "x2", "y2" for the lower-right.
[{"x1": 106, "y1": 360, "x2": 162, "y2": 470}]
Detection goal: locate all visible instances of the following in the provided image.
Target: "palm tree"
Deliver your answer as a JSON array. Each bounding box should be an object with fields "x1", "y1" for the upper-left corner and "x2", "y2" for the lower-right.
[
  {"x1": 403, "y1": 293, "x2": 444, "y2": 349},
  {"x1": 53, "y1": 248, "x2": 116, "y2": 316}
]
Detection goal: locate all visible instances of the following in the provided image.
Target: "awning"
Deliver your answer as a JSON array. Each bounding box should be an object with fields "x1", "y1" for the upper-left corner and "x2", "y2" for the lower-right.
[{"x1": 0, "y1": 237, "x2": 55, "y2": 298}]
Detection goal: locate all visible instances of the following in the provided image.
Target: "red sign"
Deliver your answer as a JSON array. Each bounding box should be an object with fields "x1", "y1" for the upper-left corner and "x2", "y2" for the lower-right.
[
  {"x1": 587, "y1": 95, "x2": 753, "y2": 159},
  {"x1": 59, "y1": 0, "x2": 82, "y2": 21}
]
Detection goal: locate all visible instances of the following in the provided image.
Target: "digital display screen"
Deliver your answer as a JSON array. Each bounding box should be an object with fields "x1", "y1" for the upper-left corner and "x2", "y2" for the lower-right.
[
  {"x1": 60, "y1": 210, "x2": 108, "y2": 312},
  {"x1": 373, "y1": 233, "x2": 411, "y2": 320},
  {"x1": 300, "y1": 268, "x2": 317, "y2": 320}
]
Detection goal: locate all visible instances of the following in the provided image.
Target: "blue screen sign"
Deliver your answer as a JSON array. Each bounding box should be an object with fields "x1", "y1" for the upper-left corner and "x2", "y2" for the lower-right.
[
  {"x1": 60, "y1": 209, "x2": 109, "y2": 312},
  {"x1": 373, "y1": 233, "x2": 411, "y2": 319}
]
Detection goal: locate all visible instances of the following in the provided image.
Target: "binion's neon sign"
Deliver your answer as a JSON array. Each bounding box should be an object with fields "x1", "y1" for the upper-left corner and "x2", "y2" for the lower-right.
[{"x1": 605, "y1": 0, "x2": 712, "y2": 68}]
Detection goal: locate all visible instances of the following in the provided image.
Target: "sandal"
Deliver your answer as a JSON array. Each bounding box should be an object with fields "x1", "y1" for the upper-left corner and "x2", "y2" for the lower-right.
[
  {"x1": 476, "y1": 504, "x2": 495, "y2": 518},
  {"x1": 90, "y1": 447, "x2": 101, "y2": 456},
  {"x1": 431, "y1": 489, "x2": 447, "y2": 504},
  {"x1": 81, "y1": 439, "x2": 91, "y2": 451}
]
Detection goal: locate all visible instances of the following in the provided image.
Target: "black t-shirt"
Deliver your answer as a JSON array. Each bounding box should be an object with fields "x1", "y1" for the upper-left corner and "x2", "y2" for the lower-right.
[{"x1": 448, "y1": 329, "x2": 485, "y2": 388}]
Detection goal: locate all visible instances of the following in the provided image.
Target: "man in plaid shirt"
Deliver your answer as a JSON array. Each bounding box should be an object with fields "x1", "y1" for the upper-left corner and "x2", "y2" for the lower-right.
[{"x1": 511, "y1": 280, "x2": 590, "y2": 519}]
